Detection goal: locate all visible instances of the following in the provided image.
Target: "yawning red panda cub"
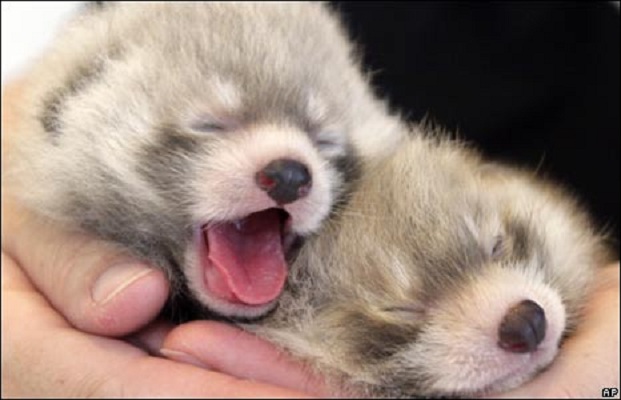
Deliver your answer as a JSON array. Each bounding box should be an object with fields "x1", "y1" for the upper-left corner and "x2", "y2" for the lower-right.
[{"x1": 5, "y1": 2, "x2": 403, "y2": 320}]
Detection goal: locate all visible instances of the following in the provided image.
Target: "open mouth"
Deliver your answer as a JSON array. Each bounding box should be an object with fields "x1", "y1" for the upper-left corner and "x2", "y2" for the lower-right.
[{"x1": 200, "y1": 208, "x2": 296, "y2": 306}]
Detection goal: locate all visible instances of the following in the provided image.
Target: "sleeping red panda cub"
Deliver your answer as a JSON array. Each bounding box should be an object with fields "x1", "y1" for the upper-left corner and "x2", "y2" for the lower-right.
[
  {"x1": 244, "y1": 126, "x2": 611, "y2": 397},
  {"x1": 4, "y1": 2, "x2": 402, "y2": 321}
]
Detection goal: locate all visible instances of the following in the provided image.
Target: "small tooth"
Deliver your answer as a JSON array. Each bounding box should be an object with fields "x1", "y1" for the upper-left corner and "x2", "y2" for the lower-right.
[{"x1": 234, "y1": 220, "x2": 244, "y2": 230}]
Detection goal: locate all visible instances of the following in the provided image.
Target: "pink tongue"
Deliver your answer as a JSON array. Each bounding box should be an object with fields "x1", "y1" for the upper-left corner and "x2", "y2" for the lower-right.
[{"x1": 204, "y1": 209, "x2": 287, "y2": 305}]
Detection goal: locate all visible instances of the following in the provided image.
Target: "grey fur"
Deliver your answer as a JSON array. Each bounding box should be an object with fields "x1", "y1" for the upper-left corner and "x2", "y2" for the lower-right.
[
  {"x1": 40, "y1": 56, "x2": 108, "y2": 141},
  {"x1": 247, "y1": 126, "x2": 611, "y2": 397},
  {"x1": 7, "y1": 3, "x2": 402, "y2": 319}
]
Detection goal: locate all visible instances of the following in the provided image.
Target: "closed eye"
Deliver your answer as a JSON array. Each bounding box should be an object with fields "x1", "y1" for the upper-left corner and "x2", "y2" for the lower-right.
[
  {"x1": 382, "y1": 304, "x2": 427, "y2": 318},
  {"x1": 313, "y1": 129, "x2": 345, "y2": 156},
  {"x1": 491, "y1": 235, "x2": 505, "y2": 259},
  {"x1": 190, "y1": 121, "x2": 228, "y2": 133},
  {"x1": 316, "y1": 138, "x2": 336, "y2": 148}
]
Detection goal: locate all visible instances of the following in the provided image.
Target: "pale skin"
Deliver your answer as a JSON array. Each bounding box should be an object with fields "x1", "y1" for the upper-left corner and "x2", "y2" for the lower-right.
[{"x1": 2, "y1": 80, "x2": 619, "y2": 398}]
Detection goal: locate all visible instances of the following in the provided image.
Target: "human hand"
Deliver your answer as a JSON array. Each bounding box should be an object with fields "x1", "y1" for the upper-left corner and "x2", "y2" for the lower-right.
[
  {"x1": 4, "y1": 214, "x2": 616, "y2": 399},
  {"x1": 1, "y1": 250, "x2": 322, "y2": 397},
  {"x1": 487, "y1": 263, "x2": 620, "y2": 398}
]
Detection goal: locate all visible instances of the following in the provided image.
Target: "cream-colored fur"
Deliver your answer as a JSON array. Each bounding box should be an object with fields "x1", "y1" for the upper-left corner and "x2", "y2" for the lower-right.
[{"x1": 247, "y1": 126, "x2": 610, "y2": 397}]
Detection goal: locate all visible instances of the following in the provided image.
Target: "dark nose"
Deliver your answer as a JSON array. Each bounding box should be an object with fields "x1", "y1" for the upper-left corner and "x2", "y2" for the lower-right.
[
  {"x1": 255, "y1": 159, "x2": 312, "y2": 205},
  {"x1": 498, "y1": 299, "x2": 547, "y2": 353}
]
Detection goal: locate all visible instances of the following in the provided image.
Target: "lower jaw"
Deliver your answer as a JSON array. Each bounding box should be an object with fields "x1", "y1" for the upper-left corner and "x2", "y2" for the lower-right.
[
  {"x1": 202, "y1": 296, "x2": 280, "y2": 323},
  {"x1": 188, "y1": 222, "x2": 304, "y2": 320}
]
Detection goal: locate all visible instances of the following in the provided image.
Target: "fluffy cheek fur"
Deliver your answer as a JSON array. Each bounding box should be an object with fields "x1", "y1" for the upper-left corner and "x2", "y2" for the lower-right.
[
  {"x1": 183, "y1": 124, "x2": 342, "y2": 317},
  {"x1": 407, "y1": 266, "x2": 566, "y2": 396}
]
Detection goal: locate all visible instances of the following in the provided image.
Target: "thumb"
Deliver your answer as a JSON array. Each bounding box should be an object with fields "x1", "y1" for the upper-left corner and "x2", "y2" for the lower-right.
[{"x1": 2, "y1": 195, "x2": 169, "y2": 336}]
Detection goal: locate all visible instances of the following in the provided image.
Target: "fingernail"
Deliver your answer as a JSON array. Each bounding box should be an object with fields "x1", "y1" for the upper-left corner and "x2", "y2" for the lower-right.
[
  {"x1": 160, "y1": 348, "x2": 211, "y2": 369},
  {"x1": 92, "y1": 263, "x2": 154, "y2": 305}
]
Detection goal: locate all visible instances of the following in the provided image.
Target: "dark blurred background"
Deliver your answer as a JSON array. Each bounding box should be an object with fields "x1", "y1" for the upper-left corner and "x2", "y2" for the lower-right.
[{"x1": 333, "y1": 1, "x2": 619, "y2": 252}]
